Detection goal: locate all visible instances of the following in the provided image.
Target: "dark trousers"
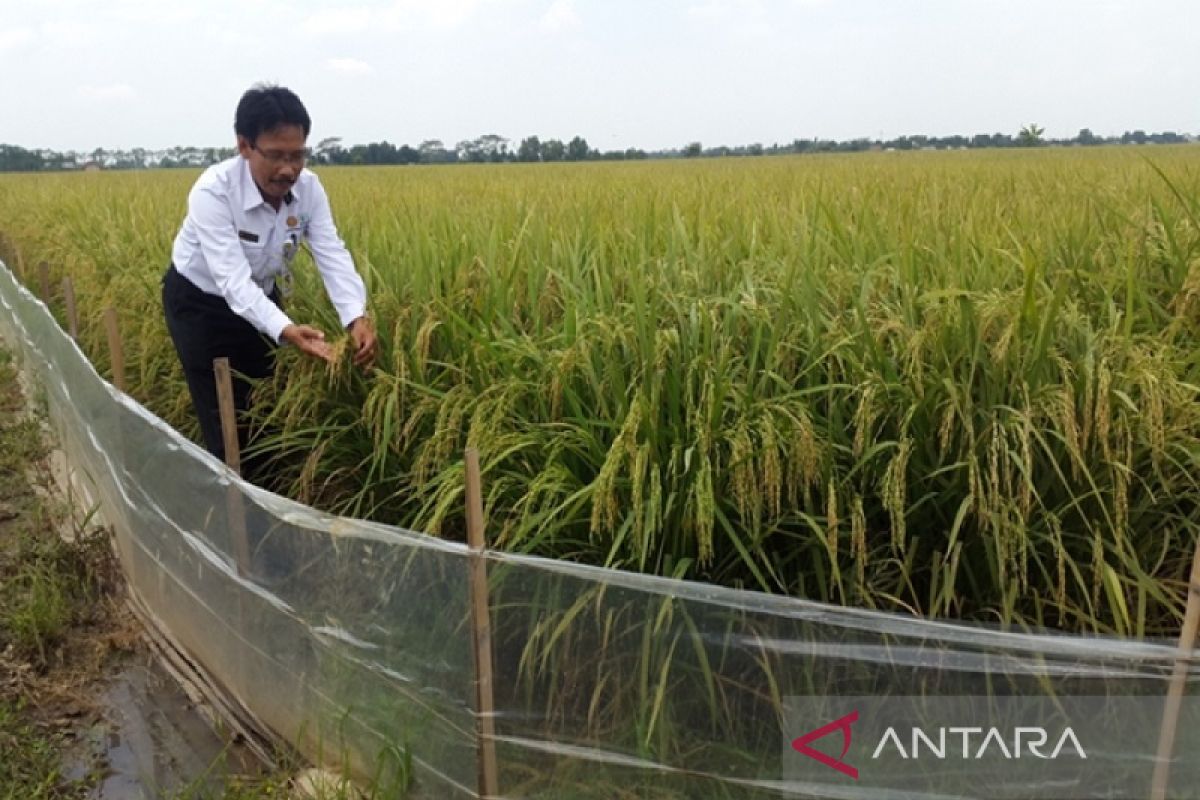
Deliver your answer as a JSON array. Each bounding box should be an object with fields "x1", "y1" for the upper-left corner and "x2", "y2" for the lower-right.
[{"x1": 161, "y1": 265, "x2": 280, "y2": 486}]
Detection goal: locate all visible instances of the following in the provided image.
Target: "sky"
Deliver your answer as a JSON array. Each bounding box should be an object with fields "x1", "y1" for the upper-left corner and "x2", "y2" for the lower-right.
[{"x1": 1, "y1": 0, "x2": 1198, "y2": 153}]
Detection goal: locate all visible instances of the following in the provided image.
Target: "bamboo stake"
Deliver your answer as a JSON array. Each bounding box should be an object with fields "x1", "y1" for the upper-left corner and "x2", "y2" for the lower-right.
[
  {"x1": 214, "y1": 358, "x2": 241, "y2": 475},
  {"x1": 465, "y1": 447, "x2": 499, "y2": 799},
  {"x1": 38, "y1": 261, "x2": 50, "y2": 304},
  {"x1": 1151, "y1": 539, "x2": 1200, "y2": 799},
  {"x1": 214, "y1": 358, "x2": 251, "y2": 576},
  {"x1": 62, "y1": 276, "x2": 78, "y2": 341},
  {"x1": 103, "y1": 307, "x2": 125, "y2": 392}
]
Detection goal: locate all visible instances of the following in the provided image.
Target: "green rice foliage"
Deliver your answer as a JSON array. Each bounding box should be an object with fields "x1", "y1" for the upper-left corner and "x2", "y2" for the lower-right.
[{"x1": 2, "y1": 146, "x2": 1199, "y2": 635}]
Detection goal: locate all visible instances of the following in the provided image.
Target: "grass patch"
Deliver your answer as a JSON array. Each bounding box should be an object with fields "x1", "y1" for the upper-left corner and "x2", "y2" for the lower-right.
[
  {"x1": 0, "y1": 350, "x2": 103, "y2": 798},
  {"x1": 0, "y1": 701, "x2": 83, "y2": 799},
  {"x1": 0, "y1": 349, "x2": 110, "y2": 670}
]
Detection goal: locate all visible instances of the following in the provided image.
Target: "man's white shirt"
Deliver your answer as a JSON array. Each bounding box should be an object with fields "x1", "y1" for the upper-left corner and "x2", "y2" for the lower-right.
[{"x1": 171, "y1": 156, "x2": 366, "y2": 342}]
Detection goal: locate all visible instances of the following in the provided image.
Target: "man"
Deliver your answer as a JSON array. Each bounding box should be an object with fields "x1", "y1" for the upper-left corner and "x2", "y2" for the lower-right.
[{"x1": 162, "y1": 84, "x2": 376, "y2": 485}]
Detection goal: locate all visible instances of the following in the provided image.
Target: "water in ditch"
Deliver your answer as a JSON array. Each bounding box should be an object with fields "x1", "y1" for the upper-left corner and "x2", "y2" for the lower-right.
[{"x1": 62, "y1": 648, "x2": 267, "y2": 799}]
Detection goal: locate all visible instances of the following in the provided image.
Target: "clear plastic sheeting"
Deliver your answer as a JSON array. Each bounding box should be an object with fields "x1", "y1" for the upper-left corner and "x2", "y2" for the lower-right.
[{"x1": 1, "y1": 258, "x2": 1196, "y2": 800}]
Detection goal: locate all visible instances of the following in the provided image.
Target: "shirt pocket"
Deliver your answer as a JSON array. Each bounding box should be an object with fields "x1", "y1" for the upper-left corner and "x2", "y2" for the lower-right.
[{"x1": 239, "y1": 239, "x2": 269, "y2": 274}]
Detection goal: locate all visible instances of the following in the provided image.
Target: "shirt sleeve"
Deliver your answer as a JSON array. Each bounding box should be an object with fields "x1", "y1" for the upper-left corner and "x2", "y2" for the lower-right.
[
  {"x1": 189, "y1": 182, "x2": 294, "y2": 342},
  {"x1": 303, "y1": 174, "x2": 368, "y2": 329}
]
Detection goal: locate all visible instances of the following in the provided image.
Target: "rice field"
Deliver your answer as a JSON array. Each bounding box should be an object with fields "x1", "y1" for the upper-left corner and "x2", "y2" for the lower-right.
[{"x1": 1, "y1": 146, "x2": 1198, "y2": 637}]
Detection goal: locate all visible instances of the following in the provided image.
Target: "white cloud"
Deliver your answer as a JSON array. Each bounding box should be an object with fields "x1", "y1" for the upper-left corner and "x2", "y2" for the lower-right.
[
  {"x1": 539, "y1": 0, "x2": 580, "y2": 33},
  {"x1": 326, "y1": 57, "x2": 374, "y2": 75},
  {"x1": 0, "y1": 27, "x2": 35, "y2": 50},
  {"x1": 300, "y1": 0, "x2": 505, "y2": 36},
  {"x1": 687, "y1": 0, "x2": 772, "y2": 37},
  {"x1": 78, "y1": 83, "x2": 136, "y2": 103},
  {"x1": 211, "y1": 26, "x2": 258, "y2": 47},
  {"x1": 688, "y1": 0, "x2": 764, "y2": 19},
  {"x1": 115, "y1": 3, "x2": 204, "y2": 25},
  {"x1": 415, "y1": 0, "x2": 482, "y2": 29},
  {"x1": 41, "y1": 20, "x2": 97, "y2": 46},
  {"x1": 381, "y1": 0, "x2": 484, "y2": 31},
  {"x1": 689, "y1": 0, "x2": 823, "y2": 14},
  {"x1": 304, "y1": 7, "x2": 374, "y2": 36}
]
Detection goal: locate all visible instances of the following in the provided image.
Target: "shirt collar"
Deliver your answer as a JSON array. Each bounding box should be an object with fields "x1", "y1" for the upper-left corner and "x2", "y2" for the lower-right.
[{"x1": 239, "y1": 157, "x2": 266, "y2": 212}]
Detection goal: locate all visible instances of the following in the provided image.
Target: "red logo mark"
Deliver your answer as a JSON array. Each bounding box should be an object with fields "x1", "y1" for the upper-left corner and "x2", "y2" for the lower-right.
[{"x1": 791, "y1": 710, "x2": 859, "y2": 780}]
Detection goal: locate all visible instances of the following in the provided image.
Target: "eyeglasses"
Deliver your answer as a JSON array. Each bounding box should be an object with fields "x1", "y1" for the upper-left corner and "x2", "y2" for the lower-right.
[{"x1": 252, "y1": 144, "x2": 310, "y2": 166}]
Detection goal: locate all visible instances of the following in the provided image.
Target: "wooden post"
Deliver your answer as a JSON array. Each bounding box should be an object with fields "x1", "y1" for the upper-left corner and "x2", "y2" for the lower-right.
[
  {"x1": 103, "y1": 307, "x2": 125, "y2": 392},
  {"x1": 214, "y1": 358, "x2": 251, "y2": 575},
  {"x1": 62, "y1": 276, "x2": 79, "y2": 341},
  {"x1": 38, "y1": 262, "x2": 50, "y2": 304},
  {"x1": 214, "y1": 358, "x2": 241, "y2": 475},
  {"x1": 465, "y1": 448, "x2": 499, "y2": 799},
  {"x1": 1151, "y1": 540, "x2": 1200, "y2": 799}
]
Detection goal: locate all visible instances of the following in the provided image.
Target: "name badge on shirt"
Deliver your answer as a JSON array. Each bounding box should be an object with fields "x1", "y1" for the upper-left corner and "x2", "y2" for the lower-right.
[{"x1": 237, "y1": 229, "x2": 260, "y2": 243}]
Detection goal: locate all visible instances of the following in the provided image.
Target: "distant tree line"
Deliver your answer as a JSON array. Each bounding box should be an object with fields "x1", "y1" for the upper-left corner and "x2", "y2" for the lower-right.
[
  {"x1": 311, "y1": 135, "x2": 642, "y2": 165},
  {"x1": 0, "y1": 144, "x2": 237, "y2": 172},
  {"x1": 0, "y1": 127, "x2": 1192, "y2": 172}
]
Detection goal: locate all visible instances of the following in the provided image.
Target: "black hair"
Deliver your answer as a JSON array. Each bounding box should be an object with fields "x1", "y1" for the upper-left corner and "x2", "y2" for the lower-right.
[{"x1": 234, "y1": 84, "x2": 311, "y2": 144}]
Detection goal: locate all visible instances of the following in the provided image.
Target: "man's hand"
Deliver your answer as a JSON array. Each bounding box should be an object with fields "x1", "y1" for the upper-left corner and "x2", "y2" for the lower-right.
[
  {"x1": 347, "y1": 316, "x2": 377, "y2": 368},
  {"x1": 280, "y1": 323, "x2": 334, "y2": 362}
]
